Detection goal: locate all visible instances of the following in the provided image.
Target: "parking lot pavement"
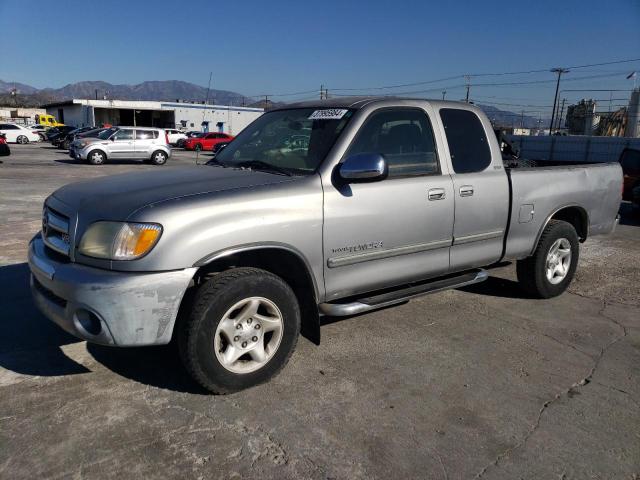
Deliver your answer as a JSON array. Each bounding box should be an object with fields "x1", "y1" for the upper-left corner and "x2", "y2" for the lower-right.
[{"x1": 0, "y1": 143, "x2": 638, "y2": 479}]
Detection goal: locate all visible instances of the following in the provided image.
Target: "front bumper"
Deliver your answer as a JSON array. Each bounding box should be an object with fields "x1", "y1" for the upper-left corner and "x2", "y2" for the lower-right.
[
  {"x1": 28, "y1": 234, "x2": 196, "y2": 346},
  {"x1": 69, "y1": 146, "x2": 87, "y2": 160}
]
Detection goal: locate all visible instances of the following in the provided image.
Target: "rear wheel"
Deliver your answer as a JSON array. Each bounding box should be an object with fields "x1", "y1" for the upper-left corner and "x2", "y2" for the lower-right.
[
  {"x1": 88, "y1": 149, "x2": 106, "y2": 165},
  {"x1": 516, "y1": 220, "x2": 579, "y2": 298},
  {"x1": 150, "y1": 150, "x2": 168, "y2": 165},
  {"x1": 179, "y1": 267, "x2": 300, "y2": 394},
  {"x1": 17, "y1": 135, "x2": 28, "y2": 144}
]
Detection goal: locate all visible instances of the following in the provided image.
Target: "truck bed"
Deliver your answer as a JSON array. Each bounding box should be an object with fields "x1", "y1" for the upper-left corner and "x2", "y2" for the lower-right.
[{"x1": 502, "y1": 161, "x2": 622, "y2": 260}]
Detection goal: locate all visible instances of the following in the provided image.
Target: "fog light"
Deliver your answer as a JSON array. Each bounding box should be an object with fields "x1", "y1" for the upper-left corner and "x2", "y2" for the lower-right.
[{"x1": 75, "y1": 309, "x2": 102, "y2": 336}]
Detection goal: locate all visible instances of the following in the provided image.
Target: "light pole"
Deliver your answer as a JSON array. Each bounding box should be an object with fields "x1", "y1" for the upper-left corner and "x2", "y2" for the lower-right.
[
  {"x1": 442, "y1": 90, "x2": 446, "y2": 100},
  {"x1": 549, "y1": 68, "x2": 569, "y2": 133}
]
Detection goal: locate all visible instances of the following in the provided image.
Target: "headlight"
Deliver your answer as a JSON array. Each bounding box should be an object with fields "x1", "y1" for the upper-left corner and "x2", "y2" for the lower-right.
[
  {"x1": 78, "y1": 222, "x2": 162, "y2": 260},
  {"x1": 78, "y1": 141, "x2": 89, "y2": 148}
]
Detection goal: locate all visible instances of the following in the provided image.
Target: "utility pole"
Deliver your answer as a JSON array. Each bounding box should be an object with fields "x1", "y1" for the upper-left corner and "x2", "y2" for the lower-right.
[
  {"x1": 320, "y1": 85, "x2": 324, "y2": 100},
  {"x1": 464, "y1": 75, "x2": 471, "y2": 103},
  {"x1": 264, "y1": 95, "x2": 269, "y2": 110},
  {"x1": 549, "y1": 68, "x2": 569, "y2": 134},
  {"x1": 442, "y1": 90, "x2": 446, "y2": 100},
  {"x1": 520, "y1": 110, "x2": 525, "y2": 129}
]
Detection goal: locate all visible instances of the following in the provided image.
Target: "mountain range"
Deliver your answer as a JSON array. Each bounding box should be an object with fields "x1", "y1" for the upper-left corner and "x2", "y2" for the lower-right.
[
  {"x1": 0, "y1": 79, "x2": 251, "y2": 107},
  {"x1": 0, "y1": 79, "x2": 544, "y2": 127}
]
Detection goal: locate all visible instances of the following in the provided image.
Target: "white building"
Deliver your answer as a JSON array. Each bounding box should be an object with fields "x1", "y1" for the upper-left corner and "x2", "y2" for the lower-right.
[{"x1": 43, "y1": 99, "x2": 263, "y2": 135}]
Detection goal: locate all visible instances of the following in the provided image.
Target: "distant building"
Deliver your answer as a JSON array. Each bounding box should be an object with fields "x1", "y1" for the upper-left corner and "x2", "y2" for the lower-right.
[
  {"x1": 42, "y1": 99, "x2": 263, "y2": 135},
  {"x1": 565, "y1": 100, "x2": 598, "y2": 135},
  {"x1": 0, "y1": 107, "x2": 47, "y2": 124}
]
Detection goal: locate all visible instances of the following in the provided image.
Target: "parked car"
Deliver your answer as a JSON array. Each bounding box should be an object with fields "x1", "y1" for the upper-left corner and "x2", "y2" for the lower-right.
[
  {"x1": 69, "y1": 126, "x2": 171, "y2": 165},
  {"x1": 183, "y1": 132, "x2": 234, "y2": 151},
  {"x1": 28, "y1": 98, "x2": 622, "y2": 394},
  {"x1": 0, "y1": 133, "x2": 10, "y2": 156},
  {"x1": 176, "y1": 131, "x2": 203, "y2": 148},
  {"x1": 47, "y1": 125, "x2": 77, "y2": 144},
  {"x1": 209, "y1": 141, "x2": 230, "y2": 159},
  {"x1": 77, "y1": 127, "x2": 108, "y2": 139},
  {"x1": 620, "y1": 148, "x2": 640, "y2": 208},
  {"x1": 54, "y1": 126, "x2": 96, "y2": 150},
  {"x1": 29, "y1": 124, "x2": 49, "y2": 140},
  {"x1": 0, "y1": 123, "x2": 41, "y2": 144},
  {"x1": 163, "y1": 128, "x2": 187, "y2": 146}
]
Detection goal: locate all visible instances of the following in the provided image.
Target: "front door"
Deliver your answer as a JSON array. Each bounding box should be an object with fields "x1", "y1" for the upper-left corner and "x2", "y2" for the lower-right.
[
  {"x1": 437, "y1": 108, "x2": 509, "y2": 271},
  {"x1": 323, "y1": 107, "x2": 454, "y2": 301},
  {"x1": 109, "y1": 128, "x2": 135, "y2": 158}
]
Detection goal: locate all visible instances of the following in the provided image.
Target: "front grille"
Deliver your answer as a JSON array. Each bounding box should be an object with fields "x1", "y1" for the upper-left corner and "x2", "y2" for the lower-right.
[
  {"x1": 33, "y1": 277, "x2": 67, "y2": 308},
  {"x1": 42, "y1": 206, "x2": 71, "y2": 258}
]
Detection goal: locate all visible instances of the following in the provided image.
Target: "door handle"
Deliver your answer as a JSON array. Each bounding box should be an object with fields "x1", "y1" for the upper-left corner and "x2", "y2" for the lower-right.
[
  {"x1": 459, "y1": 185, "x2": 474, "y2": 197},
  {"x1": 428, "y1": 188, "x2": 446, "y2": 201}
]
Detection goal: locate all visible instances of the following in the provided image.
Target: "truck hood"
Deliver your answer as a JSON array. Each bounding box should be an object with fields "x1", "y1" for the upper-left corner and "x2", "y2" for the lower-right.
[{"x1": 51, "y1": 166, "x2": 297, "y2": 220}]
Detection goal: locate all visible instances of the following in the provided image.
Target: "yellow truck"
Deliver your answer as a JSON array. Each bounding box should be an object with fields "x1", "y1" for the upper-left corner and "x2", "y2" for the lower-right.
[{"x1": 34, "y1": 114, "x2": 64, "y2": 127}]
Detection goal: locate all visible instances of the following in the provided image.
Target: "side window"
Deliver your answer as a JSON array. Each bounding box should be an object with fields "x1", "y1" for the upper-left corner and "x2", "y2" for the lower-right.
[
  {"x1": 346, "y1": 108, "x2": 439, "y2": 177},
  {"x1": 439, "y1": 109, "x2": 491, "y2": 174},
  {"x1": 114, "y1": 129, "x2": 134, "y2": 140},
  {"x1": 135, "y1": 130, "x2": 156, "y2": 140}
]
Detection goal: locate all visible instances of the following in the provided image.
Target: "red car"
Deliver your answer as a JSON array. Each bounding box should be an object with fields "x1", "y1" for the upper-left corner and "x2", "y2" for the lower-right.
[
  {"x1": 0, "y1": 133, "x2": 10, "y2": 157},
  {"x1": 183, "y1": 132, "x2": 234, "y2": 151}
]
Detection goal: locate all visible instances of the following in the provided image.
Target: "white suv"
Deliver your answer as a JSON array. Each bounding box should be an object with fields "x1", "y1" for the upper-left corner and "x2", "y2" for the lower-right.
[
  {"x1": 0, "y1": 123, "x2": 41, "y2": 144},
  {"x1": 163, "y1": 128, "x2": 187, "y2": 146},
  {"x1": 70, "y1": 126, "x2": 172, "y2": 165}
]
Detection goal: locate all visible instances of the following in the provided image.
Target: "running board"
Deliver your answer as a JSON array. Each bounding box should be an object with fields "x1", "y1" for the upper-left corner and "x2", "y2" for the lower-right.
[{"x1": 319, "y1": 269, "x2": 488, "y2": 316}]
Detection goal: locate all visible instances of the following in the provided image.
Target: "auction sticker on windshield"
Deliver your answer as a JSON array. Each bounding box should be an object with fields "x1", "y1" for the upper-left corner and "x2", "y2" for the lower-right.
[{"x1": 308, "y1": 109, "x2": 349, "y2": 120}]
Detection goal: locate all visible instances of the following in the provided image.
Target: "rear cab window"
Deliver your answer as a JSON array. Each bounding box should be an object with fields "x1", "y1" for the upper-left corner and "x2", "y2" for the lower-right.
[{"x1": 439, "y1": 108, "x2": 491, "y2": 174}]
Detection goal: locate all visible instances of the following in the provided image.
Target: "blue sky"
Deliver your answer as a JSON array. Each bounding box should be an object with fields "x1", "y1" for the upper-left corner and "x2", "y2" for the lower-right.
[{"x1": 1, "y1": 0, "x2": 639, "y2": 116}]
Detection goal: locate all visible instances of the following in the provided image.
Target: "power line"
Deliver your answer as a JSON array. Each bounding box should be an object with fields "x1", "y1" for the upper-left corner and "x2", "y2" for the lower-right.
[{"x1": 241, "y1": 57, "x2": 640, "y2": 102}]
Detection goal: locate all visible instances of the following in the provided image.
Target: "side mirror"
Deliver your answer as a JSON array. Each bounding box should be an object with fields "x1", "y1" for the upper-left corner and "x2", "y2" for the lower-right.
[{"x1": 338, "y1": 153, "x2": 388, "y2": 183}]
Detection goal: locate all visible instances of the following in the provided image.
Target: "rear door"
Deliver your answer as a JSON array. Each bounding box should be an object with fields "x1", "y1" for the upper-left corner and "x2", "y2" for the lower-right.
[
  {"x1": 323, "y1": 107, "x2": 454, "y2": 300},
  {"x1": 134, "y1": 129, "x2": 158, "y2": 157},
  {"x1": 108, "y1": 128, "x2": 135, "y2": 158},
  {"x1": 438, "y1": 108, "x2": 509, "y2": 271}
]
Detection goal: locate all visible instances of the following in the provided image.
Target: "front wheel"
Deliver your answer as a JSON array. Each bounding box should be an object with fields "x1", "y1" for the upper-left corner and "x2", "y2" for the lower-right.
[
  {"x1": 88, "y1": 149, "x2": 106, "y2": 165},
  {"x1": 179, "y1": 267, "x2": 300, "y2": 394},
  {"x1": 517, "y1": 220, "x2": 579, "y2": 298}
]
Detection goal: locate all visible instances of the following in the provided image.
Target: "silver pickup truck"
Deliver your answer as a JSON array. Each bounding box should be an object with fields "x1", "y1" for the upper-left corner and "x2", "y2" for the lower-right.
[{"x1": 28, "y1": 98, "x2": 622, "y2": 393}]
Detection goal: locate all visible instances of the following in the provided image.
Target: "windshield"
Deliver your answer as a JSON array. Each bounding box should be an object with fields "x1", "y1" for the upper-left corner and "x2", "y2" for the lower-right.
[
  {"x1": 98, "y1": 127, "x2": 118, "y2": 140},
  {"x1": 215, "y1": 108, "x2": 354, "y2": 174}
]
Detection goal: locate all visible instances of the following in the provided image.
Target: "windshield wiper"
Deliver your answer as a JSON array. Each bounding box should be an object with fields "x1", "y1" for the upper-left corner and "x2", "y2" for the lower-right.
[{"x1": 236, "y1": 160, "x2": 293, "y2": 176}]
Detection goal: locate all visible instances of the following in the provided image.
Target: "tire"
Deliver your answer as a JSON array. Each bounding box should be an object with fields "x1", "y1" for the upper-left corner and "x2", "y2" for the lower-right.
[
  {"x1": 17, "y1": 135, "x2": 29, "y2": 144},
  {"x1": 516, "y1": 220, "x2": 579, "y2": 299},
  {"x1": 179, "y1": 267, "x2": 301, "y2": 394},
  {"x1": 194, "y1": 143, "x2": 202, "y2": 152},
  {"x1": 88, "y1": 149, "x2": 106, "y2": 165},
  {"x1": 150, "y1": 150, "x2": 168, "y2": 165}
]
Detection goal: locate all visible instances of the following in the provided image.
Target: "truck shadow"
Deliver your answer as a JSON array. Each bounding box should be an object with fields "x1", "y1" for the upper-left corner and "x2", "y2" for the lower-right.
[
  {"x1": 86, "y1": 344, "x2": 207, "y2": 395},
  {"x1": 0, "y1": 263, "x2": 90, "y2": 377},
  {"x1": 458, "y1": 276, "x2": 535, "y2": 299},
  {"x1": 619, "y1": 202, "x2": 640, "y2": 227}
]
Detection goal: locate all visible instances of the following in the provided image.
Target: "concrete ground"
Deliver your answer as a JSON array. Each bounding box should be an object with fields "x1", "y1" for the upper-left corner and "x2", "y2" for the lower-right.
[{"x1": 0, "y1": 143, "x2": 638, "y2": 479}]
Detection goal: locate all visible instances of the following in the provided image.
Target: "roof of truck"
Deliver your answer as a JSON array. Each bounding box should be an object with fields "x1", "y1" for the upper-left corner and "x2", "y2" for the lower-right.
[{"x1": 280, "y1": 96, "x2": 474, "y2": 110}]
